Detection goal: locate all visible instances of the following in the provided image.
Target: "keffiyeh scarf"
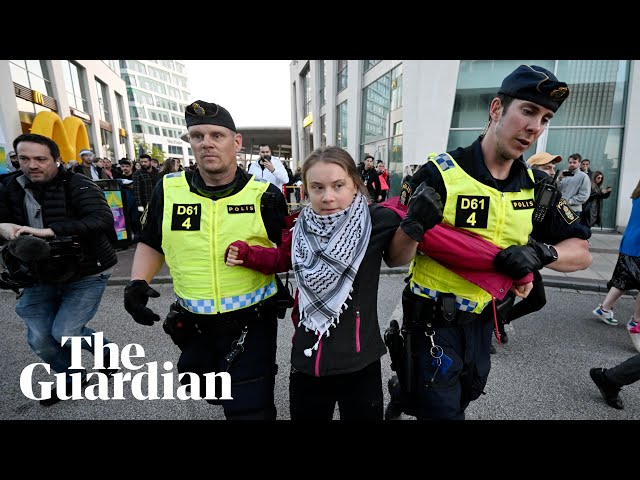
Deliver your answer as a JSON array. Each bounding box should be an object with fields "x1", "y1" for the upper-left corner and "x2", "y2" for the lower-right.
[{"x1": 292, "y1": 193, "x2": 372, "y2": 357}]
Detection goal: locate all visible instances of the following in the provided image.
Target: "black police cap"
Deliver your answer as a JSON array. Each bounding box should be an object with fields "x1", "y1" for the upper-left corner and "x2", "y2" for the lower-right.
[
  {"x1": 498, "y1": 65, "x2": 569, "y2": 113},
  {"x1": 185, "y1": 100, "x2": 237, "y2": 132}
]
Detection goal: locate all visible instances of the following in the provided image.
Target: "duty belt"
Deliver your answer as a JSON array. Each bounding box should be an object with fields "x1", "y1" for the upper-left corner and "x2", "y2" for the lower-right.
[
  {"x1": 175, "y1": 302, "x2": 263, "y2": 335},
  {"x1": 409, "y1": 292, "x2": 481, "y2": 329}
]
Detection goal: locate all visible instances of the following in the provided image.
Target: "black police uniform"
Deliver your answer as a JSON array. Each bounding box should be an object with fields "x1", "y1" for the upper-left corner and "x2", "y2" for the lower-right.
[
  {"x1": 137, "y1": 165, "x2": 288, "y2": 419},
  {"x1": 386, "y1": 64, "x2": 576, "y2": 420},
  {"x1": 137, "y1": 166, "x2": 288, "y2": 419},
  {"x1": 392, "y1": 142, "x2": 590, "y2": 420}
]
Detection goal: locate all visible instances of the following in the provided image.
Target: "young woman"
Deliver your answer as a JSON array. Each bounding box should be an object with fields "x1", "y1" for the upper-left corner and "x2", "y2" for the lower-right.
[
  {"x1": 583, "y1": 171, "x2": 612, "y2": 228},
  {"x1": 225, "y1": 146, "x2": 402, "y2": 420},
  {"x1": 377, "y1": 160, "x2": 390, "y2": 202},
  {"x1": 157, "y1": 157, "x2": 179, "y2": 180},
  {"x1": 593, "y1": 178, "x2": 640, "y2": 344}
]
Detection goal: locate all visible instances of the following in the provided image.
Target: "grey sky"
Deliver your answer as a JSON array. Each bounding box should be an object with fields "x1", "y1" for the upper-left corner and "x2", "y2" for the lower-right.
[{"x1": 184, "y1": 60, "x2": 292, "y2": 128}]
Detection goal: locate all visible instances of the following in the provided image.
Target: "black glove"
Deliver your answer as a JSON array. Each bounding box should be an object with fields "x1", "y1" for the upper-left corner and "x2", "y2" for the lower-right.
[
  {"x1": 124, "y1": 280, "x2": 161, "y2": 326},
  {"x1": 400, "y1": 182, "x2": 444, "y2": 242},
  {"x1": 494, "y1": 242, "x2": 558, "y2": 279}
]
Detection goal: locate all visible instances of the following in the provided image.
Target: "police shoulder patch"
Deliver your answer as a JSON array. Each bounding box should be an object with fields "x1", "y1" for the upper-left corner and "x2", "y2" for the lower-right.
[{"x1": 556, "y1": 198, "x2": 578, "y2": 224}]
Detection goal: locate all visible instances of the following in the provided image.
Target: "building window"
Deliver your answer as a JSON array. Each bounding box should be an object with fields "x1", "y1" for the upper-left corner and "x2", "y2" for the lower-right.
[
  {"x1": 302, "y1": 67, "x2": 312, "y2": 117},
  {"x1": 115, "y1": 93, "x2": 127, "y2": 130},
  {"x1": 100, "y1": 128, "x2": 114, "y2": 159},
  {"x1": 102, "y1": 60, "x2": 119, "y2": 73},
  {"x1": 122, "y1": 60, "x2": 147, "y2": 75},
  {"x1": 9, "y1": 60, "x2": 53, "y2": 97},
  {"x1": 361, "y1": 72, "x2": 392, "y2": 145},
  {"x1": 337, "y1": 60, "x2": 348, "y2": 93},
  {"x1": 388, "y1": 121, "x2": 403, "y2": 196},
  {"x1": 168, "y1": 145, "x2": 183, "y2": 155},
  {"x1": 96, "y1": 78, "x2": 111, "y2": 123},
  {"x1": 391, "y1": 64, "x2": 403, "y2": 110},
  {"x1": 319, "y1": 60, "x2": 326, "y2": 107},
  {"x1": 61, "y1": 60, "x2": 88, "y2": 112},
  {"x1": 363, "y1": 60, "x2": 381, "y2": 72},
  {"x1": 320, "y1": 114, "x2": 327, "y2": 147},
  {"x1": 337, "y1": 101, "x2": 348, "y2": 148}
]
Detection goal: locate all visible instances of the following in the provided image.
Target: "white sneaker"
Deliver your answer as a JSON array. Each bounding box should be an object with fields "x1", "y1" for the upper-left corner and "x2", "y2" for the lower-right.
[
  {"x1": 629, "y1": 320, "x2": 640, "y2": 353},
  {"x1": 593, "y1": 305, "x2": 618, "y2": 326}
]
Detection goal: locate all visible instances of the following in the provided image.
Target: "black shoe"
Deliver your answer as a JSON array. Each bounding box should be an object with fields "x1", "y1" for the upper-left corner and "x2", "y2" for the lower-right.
[
  {"x1": 497, "y1": 322, "x2": 509, "y2": 344},
  {"x1": 384, "y1": 376, "x2": 403, "y2": 420},
  {"x1": 490, "y1": 344, "x2": 497, "y2": 355},
  {"x1": 40, "y1": 378, "x2": 89, "y2": 407},
  {"x1": 590, "y1": 368, "x2": 623, "y2": 409}
]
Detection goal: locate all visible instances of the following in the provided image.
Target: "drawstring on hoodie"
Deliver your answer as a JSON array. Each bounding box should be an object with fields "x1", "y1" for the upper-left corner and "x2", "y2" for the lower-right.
[{"x1": 491, "y1": 296, "x2": 503, "y2": 346}]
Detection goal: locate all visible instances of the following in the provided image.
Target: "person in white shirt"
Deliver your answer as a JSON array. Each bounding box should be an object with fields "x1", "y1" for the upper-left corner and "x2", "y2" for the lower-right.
[{"x1": 248, "y1": 144, "x2": 289, "y2": 191}]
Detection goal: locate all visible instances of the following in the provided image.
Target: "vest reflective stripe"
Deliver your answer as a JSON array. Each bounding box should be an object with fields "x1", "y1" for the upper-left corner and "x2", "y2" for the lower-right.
[
  {"x1": 176, "y1": 280, "x2": 277, "y2": 314},
  {"x1": 410, "y1": 153, "x2": 534, "y2": 314},
  {"x1": 161, "y1": 172, "x2": 276, "y2": 314},
  {"x1": 410, "y1": 282, "x2": 480, "y2": 312}
]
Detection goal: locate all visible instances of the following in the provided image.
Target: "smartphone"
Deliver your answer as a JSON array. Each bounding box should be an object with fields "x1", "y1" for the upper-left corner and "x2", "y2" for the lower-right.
[{"x1": 533, "y1": 183, "x2": 556, "y2": 222}]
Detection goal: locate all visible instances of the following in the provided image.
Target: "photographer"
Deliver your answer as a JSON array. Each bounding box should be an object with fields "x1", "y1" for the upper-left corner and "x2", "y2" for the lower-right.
[
  {"x1": 0, "y1": 133, "x2": 118, "y2": 406},
  {"x1": 247, "y1": 144, "x2": 290, "y2": 192},
  {"x1": 557, "y1": 153, "x2": 591, "y2": 220}
]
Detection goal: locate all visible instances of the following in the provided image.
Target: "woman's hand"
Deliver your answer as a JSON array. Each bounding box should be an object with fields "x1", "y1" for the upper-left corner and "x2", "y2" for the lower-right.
[
  {"x1": 225, "y1": 244, "x2": 244, "y2": 267},
  {"x1": 511, "y1": 281, "x2": 533, "y2": 299}
]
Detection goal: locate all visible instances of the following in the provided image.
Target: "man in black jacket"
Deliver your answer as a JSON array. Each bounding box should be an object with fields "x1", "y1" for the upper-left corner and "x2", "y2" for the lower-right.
[
  {"x1": 0, "y1": 133, "x2": 118, "y2": 407},
  {"x1": 361, "y1": 155, "x2": 382, "y2": 202}
]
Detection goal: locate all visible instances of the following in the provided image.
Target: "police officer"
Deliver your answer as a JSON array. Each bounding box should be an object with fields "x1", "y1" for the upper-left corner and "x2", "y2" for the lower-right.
[
  {"x1": 385, "y1": 65, "x2": 592, "y2": 420},
  {"x1": 0, "y1": 133, "x2": 118, "y2": 406},
  {"x1": 123, "y1": 100, "x2": 288, "y2": 420}
]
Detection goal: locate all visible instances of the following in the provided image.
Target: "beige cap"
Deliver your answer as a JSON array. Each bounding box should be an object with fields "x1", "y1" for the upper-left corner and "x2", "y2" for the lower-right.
[{"x1": 527, "y1": 152, "x2": 562, "y2": 167}]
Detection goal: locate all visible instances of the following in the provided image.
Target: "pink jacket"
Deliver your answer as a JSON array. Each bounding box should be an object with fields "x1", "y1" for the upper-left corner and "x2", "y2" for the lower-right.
[
  {"x1": 378, "y1": 197, "x2": 533, "y2": 300},
  {"x1": 225, "y1": 200, "x2": 533, "y2": 302}
]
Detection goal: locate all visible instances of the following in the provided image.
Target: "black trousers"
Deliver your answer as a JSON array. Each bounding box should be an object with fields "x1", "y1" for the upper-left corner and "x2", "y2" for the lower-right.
[
  {"x1": 289, "y1": 359, "x2": 383, "y2": 420},
  {"x1": 605, "y1": 353, "x2": 640, "y2": 387},
  {"x1": 176, "y1": 310, "x2": 278, "y2": 420}
]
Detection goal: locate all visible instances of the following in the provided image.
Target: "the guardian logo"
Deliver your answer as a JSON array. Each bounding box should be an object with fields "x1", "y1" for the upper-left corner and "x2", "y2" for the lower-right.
[{"x1": 20, "y1": 333, "x2": 232, "y2": 402}]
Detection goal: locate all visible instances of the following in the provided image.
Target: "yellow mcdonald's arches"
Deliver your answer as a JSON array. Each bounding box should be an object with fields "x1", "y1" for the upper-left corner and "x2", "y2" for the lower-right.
[{"x1": 30, "y1": 111, "x2": 90, "y2": 164}]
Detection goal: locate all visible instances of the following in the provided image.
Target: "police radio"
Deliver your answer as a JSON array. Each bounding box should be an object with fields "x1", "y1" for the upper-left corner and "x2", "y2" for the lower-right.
[{"x1": 532, "y1": 171, "x2": 560, "y2": 223}]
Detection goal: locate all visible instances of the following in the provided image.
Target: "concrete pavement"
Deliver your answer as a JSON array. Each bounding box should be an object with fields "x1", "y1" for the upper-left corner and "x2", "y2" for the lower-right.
[{"x1": 110, "y1": 231, "x2": 630, "y2": 294}]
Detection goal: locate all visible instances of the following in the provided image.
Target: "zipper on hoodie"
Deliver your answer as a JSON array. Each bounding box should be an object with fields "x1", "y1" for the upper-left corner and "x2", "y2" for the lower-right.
[
  {"x1": 355, "y1": 308, "x2": 361, "y2": 353},
  {"x1": 314, "y1": 336, "x2": 323, "y2": 376}
]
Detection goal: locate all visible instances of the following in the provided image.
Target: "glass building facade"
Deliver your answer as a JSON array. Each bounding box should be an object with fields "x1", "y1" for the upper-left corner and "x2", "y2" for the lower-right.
[
  {"x1": 120, "y1": 60, "x2": 192, "y2": 163},
  {"x1": 290, "y1": 60, "x2": 637, "y2": 230}
]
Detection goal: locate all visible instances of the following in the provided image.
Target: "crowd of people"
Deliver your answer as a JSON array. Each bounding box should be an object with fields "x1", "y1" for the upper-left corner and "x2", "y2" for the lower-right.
[{"x1": 1, "y1": 64, "x2": 638, "y2": 418}]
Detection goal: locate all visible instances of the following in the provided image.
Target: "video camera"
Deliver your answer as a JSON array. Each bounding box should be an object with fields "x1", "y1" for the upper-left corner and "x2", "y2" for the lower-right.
[{"x1": 0, "y1": 235, "x2": 82, "y2": 292}]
